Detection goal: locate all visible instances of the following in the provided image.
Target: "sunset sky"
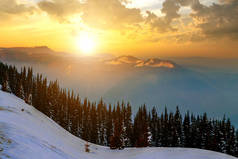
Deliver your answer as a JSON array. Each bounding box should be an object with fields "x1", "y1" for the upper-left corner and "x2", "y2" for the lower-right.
[{"x1": 0, "y1": 0, "x2": 238, "y2": 58}]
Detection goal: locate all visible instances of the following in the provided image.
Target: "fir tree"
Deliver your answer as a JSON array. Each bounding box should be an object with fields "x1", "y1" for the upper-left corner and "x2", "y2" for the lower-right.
[
  {"x1": 150, "y1": 107, "x2": 158, "y2": 146},
  {"x1": 0, "y1": 61, "x2": 238, "y2": 156},
  {"x1": 174, "y1": 106, "x2": 182, "y2": 146},
  {"x1": 183, "y1": 111, "x2": 191, "y2": 147},
  {"x1": 106, "y1": 104, "x2": 113, "y2": 146},
  {"x1": 2, "y1": 72, "x2": 11, "y2": 92}
]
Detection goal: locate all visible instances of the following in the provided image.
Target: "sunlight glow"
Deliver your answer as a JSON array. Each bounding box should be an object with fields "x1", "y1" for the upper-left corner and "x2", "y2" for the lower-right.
[{"x1": 76, "y1": 31, "x2": 96, "y2": 55}]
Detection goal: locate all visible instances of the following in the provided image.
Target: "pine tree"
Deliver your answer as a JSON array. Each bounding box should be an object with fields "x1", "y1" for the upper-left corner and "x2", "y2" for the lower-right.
[
  {"x1": 2, "y1": 72, "x2": 11, "y2": 92},
  {"x1": 219, "y1": 116, "x2": 227, "y2": 153},
  {"x1": 226, "y1": 119, "x2": 236, "y2": 155},
  {"x1": 89, "y1": 103, "x2": 98, "y2": 144},
  {"x1": 174, "y1": 106, "x2": 182, "y2": 146},
  {"x1": 106, "y1": 104, "x2": 113, "y2": 146},
  {"x1": 235, "y1": 130, "x2": 238, "y2": 157},
  {"x1": 183, "y1": 111, "x2": 191, "y2": 147},
  {"x1": 24, "y1": 67, "x2": 33, "y2": 104},
  {"x1": 82, "y1": 98, "x2": 90, "y2": 141},
  {"x1": 150, "y1": 107, "x2": 158, "y2": 146},
  {"x1": 133, "y1": 105, "x2": 149, "y2": 147},
  {"x1": 110, "y1": 104, "x2": 123, "y2": 149},
  {"x1": 1, "y1": 61, "x2": 238, "y2": 155},
  {"x1": 168, "y1": 112, "x2": 175, "y2": 147},
  {"x1": 156, "y1": 115, "x2": 162, "y2": 146},
  {"x1": 190, "y1": 114, "x2": 199, "y2": 148},
  {"x1": 124, "y1": 102, "x2": 133, "y2": 147},
  {"x1": 200, "y1": 113, "x2": 208, "y2": 149},
  {"x1": 161, "y1": 107, "x2": 169, "y2": 147},
  {"x1": 16, "y1": 79, "x2": 25, "y2": 100},
  {"x1": 97, "y1": 98, "x2": 106, "y2": 145}
]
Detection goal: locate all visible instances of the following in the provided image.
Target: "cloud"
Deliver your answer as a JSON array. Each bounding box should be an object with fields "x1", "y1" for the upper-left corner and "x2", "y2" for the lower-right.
[
  {"x1": 149, "y1": 0, "x2": 238, "y2": 39},
  {"x1": 105, "y1": 56, "x2": 175, "y2": 68},
  {"x1": 38, "y1": 0, "x2": 82, "y2": 21},
  {"x1": 218, "y1": 0, "x2": 235, "y2": 4},
  {"x1": 145, "y1": 11, "x2": 177, "y2": 32},
  {"x1": 173, "y1": 0, "x2": 238, "y2": 39},
  {"x1": 0, "y1": 0, "x2": 34, "y2": 15},
  {"x1": 36, "y1": 0, "x2": 238, "y2": 40},
  {"x1": 162, "y1": 0, "x2": 180, "y2": 23},
  {"x1": 145, "y1": 0, "x2": 183, "y2": 33},
  {"x1": 37, "y1": 0, "x2": 181, "y2": 31},
  {"x1": 190, "y1": 0, "x2": 238, "y2": 39},
  {"x1": 81, "y1": 0, "x2": 143, "y2": 29},
  {"x1": 38, "y1": 0, "x2": 143, "y2": 28}
]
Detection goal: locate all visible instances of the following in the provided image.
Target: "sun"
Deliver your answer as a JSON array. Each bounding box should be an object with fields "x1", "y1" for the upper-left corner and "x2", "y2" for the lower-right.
[{"x1": 76, "y1": 31, "x2": 96, "y2": 55}]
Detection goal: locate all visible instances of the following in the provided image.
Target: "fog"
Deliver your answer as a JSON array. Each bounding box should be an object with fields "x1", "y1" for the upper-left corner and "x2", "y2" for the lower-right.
[{"x1": 1, "y1": 47, "x2": 238, "y2": 126}]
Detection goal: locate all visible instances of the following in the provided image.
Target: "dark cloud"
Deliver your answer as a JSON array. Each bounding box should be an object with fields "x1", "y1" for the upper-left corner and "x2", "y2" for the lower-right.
[
  {"x1": 145, "y1": 0, "x2": 183, "y2": 33},
  {"x1": 145, "y1": 11, "x2": 176, "y2": 32},
  {"x1": 162, "y1": 0, "x2": 180, "y2": 23},
  {"x1": 190, "y1": 0, "x2": 238, "y2": 39},
  {"x1": 152, "y1": 0, "x2": 238, "y2": 39},
  {"x1": 173, "y1": 0, "x2": 238, "y2": 39}
]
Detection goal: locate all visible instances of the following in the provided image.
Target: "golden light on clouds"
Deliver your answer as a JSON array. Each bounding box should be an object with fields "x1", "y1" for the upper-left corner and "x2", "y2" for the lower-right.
[{"x1": 0, "y1": 0, "x2": 238, "y2": 58}]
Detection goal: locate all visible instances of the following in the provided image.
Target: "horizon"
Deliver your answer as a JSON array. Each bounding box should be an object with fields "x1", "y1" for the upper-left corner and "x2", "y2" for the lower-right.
[
  {"x1": 1, "y1": 0, "x2": 238, "y2": 58},
  {"x1": 1, "y1": 1, "x2": 238, "y2": 158},
  {"x1": 1, "y1": 45, "x2": 238, "y2": 60}
]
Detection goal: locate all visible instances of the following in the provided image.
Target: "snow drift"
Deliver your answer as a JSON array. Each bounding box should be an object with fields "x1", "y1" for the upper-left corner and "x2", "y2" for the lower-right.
[{"x1": 0, "y1": 90, "x2": 237, "y2": 159}]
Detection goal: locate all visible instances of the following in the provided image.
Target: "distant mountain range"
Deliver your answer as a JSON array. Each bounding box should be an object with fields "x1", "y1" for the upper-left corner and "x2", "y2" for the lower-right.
[
  {"x1": 1, "y1": 46, "x2": 238, "y2": 126},
  {"x1": 0, "y1": 46, "x2": 68, "y2": 63}
]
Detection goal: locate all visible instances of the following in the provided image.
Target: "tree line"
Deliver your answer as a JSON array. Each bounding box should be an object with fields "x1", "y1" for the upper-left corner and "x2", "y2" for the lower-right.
[{"x1": 0, "y1": 62, "x2": 238, "y2": 157}]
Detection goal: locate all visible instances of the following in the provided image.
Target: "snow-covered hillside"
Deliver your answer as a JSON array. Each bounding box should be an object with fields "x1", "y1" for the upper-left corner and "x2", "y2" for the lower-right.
[{"x1": 0, "y1": 90, "x2": 237, "y2": 159}]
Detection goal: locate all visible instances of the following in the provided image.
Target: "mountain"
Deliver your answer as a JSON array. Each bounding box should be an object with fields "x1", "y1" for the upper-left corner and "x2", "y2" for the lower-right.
[
  {"x1": 104, "y1": 55, "x2": 176, "y2": 68},
  {"x1": 0, "y1": 90, "x2": 237, "y2": 159},
  {"x1": 103, "y1": 57, "x2": 238, "y2": 125},
  {"x1": 103, "y1": 66, "x2": 228, "y2": 113},
  {"x1": 0, "y1": 46, "x2": 68, "y2": 63},
  {"x1": 1, "y1": 47, "x2": 238, "y2": 126}
]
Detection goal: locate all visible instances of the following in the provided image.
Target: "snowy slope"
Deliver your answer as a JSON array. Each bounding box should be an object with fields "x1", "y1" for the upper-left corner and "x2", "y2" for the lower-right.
[{"x1": 0, "y1": 90, "x2": 237, "y2": 159}]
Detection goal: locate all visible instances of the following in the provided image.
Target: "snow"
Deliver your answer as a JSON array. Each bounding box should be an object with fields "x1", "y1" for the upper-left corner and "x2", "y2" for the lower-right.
[{"x1": 0, "y1": 90, "x2": 237, "y2": 159}]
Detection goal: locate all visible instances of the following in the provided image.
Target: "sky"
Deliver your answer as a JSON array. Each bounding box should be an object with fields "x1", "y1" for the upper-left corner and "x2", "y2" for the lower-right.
[{"x1": 0, "y1": 0, "x2": 238, "y2": 58}]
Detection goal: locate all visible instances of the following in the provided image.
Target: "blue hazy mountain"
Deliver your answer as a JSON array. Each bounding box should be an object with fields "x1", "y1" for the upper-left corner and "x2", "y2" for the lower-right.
[{"x1": 0, "y1": 47, "x2": 238, "y2": 125}]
